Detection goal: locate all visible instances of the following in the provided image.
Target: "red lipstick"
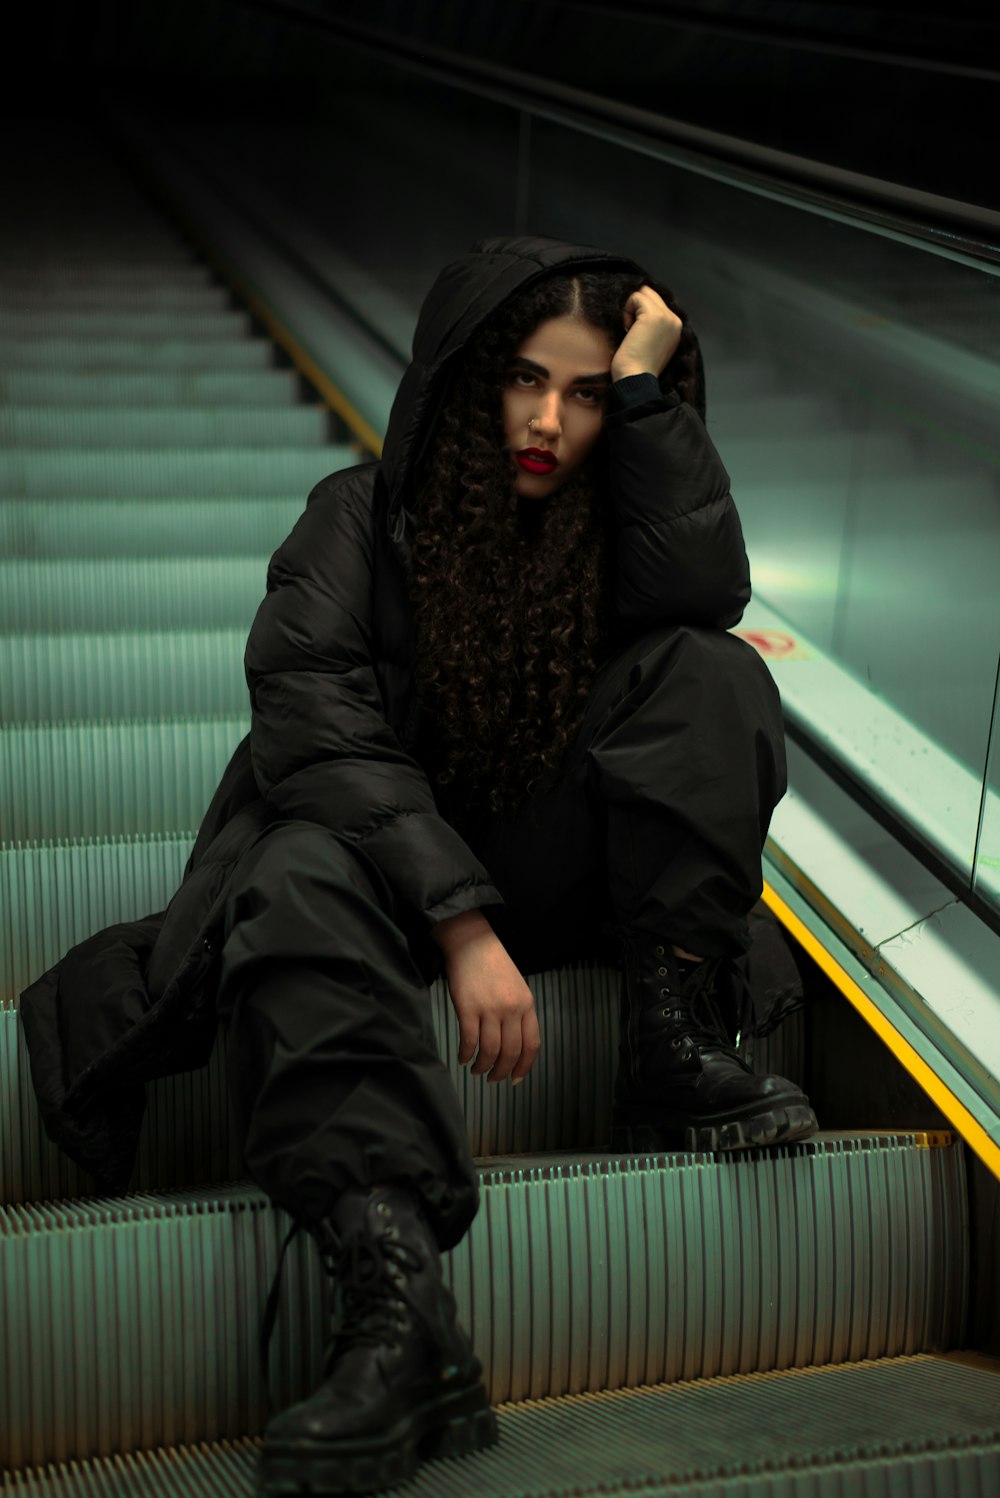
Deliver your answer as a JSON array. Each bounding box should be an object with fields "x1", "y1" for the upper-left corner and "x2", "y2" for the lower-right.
[{"x1": 516, "y1": 448, "x2": 558, "y2": 475}]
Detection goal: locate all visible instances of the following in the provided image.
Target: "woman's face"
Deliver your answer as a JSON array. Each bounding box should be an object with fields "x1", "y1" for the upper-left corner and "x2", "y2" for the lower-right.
[{"x1": 502, "y1": 315, "x2": 615, "y2": 499}]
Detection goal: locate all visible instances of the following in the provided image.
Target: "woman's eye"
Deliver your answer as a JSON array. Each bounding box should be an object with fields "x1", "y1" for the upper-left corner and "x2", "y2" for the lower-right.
[
  {"x1": 578, "y1": 388, "x2": 602, "y2": 404},
  {"x1": 510, "y1": 371, "x2": 536, "y2": 388}
]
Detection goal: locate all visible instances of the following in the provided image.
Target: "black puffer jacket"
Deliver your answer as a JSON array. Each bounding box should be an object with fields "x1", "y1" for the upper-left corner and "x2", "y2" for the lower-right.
[{"x1": 18, "y1": 234, "x2": 756, "y2": 1193}]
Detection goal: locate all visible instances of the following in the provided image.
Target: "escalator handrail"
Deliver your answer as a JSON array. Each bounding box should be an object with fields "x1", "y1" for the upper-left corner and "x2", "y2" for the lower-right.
[{"x1": 238, "y1": 0, "x2": 1000, "y2": 271}]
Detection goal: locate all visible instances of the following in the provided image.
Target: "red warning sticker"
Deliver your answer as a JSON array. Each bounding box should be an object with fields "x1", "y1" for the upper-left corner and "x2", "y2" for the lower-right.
[{"x1": 732, "y1": 628, "x2": 813, "y2": 661}]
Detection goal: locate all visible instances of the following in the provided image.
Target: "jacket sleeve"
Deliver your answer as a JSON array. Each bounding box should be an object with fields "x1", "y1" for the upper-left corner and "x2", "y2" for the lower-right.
[
  {"x1": 244, "y1": 472, "x2": 503, "y2": 927},
  {"x1": 603, "y1": 374, "x2": 751, "y2": 632}
]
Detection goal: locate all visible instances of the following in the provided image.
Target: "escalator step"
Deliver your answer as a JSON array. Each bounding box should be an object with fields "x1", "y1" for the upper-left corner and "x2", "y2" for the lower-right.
[
  {"x1": 0, "y1": 264, "x2": 214, "y2": 289},
  {"x1": 2, "y1": 835, "x2": 195, "y2": 1007},
  {"x1": 1, "y1": 497, "x2": 304, "y2": 558},
  {"x1": 0, "y1": 557, "x2": 266, "y2": 631},
  {"x1": 2, "y1": 716, "x2": 249, "y2": 841},
  {"x1": 0, "y1": 406, "x2": 330, "y2": 449},
  {"x1": 0, "y1": 336, "x2": 276, "y2": 370},
  {"x1": 7, "y1": 1363, "x2": 999, "y2": 1496},
  {"x1": 0, "y1": 283, "x2": 232, "y2": 311},
  {"x1": 0, "y1": 1150, "x2": 969, "y2": 1467},
  {"x1": 9, "y1": 1375, "x2": 1000, "y2": 1498},
  {"x1": 0, "y1": 309, "x2": 254, "y2": 339},
  {"x1": 0, "y1": 629, "x2": 248, "y2": 722},
  {"x1": 0, "y1": 370, "x2": 303, "y2": 406},
  {"x1": 0, "y1": 445, "x2": 355, "y2": 496}
]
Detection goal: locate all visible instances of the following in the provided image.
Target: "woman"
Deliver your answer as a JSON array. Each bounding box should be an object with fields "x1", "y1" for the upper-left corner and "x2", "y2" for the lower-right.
[{"x1": 19, "y1": 235, "x2": 816, "y2": 1495}]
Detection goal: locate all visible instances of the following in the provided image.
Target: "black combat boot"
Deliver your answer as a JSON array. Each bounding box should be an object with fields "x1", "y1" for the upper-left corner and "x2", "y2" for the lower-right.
[
  {"x1": 611, "y1": 932, "x2": 818, "y2": 1152},
  {"x1": 258, "y1": 1183, "x2": 498, "y2": 1496}
]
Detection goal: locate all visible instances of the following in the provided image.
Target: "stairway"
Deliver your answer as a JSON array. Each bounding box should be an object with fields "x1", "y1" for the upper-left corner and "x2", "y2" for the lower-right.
[{"x1": 4, "y1": 123, "x2": 1000, "y2": 1497}]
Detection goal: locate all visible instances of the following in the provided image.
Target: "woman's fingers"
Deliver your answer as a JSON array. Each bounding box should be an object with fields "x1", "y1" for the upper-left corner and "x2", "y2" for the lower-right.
[
  {"x1": 469, "y1": 1014, "x2": 502, "y2": 1077},
  {"x1": 508, "y1": 1007, "x2": 542, "y2": 1085},
  {"x1": 457, "y1": 1019, "x2": 480, "y2": 1067}
]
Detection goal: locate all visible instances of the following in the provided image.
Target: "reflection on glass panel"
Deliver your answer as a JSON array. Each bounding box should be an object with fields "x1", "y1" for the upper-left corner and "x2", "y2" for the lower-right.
[
  {"x1": 974, "y1": 664, "x2": 1000, "y2": 917},
  {"x1": 524, "y1": 117, "x2": 1000, "y2": 884}
]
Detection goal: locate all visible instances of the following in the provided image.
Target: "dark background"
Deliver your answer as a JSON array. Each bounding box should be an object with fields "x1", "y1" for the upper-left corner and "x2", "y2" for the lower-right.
[{"x1": 10, "y1": 0, "x2": 999, "y2": 214}]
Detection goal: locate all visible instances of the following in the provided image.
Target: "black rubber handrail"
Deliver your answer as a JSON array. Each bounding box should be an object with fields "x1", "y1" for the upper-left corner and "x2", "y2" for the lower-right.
[
  {"x1": 238, "y1": 0, "x2": 1000, "y2": 269},
  {"x1": 552, "y1": 0, "x2": 1000, "y2": 83}
]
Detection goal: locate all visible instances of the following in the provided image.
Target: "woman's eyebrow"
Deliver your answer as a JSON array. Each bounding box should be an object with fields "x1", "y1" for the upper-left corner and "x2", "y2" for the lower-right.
[{"x1": 510, "y1": 356, "x2": 612, "y2": 385}]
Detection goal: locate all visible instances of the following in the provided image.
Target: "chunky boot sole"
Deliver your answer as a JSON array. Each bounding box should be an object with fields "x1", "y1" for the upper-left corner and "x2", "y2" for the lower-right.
[
  {"x1": 611, "y1": 1096, "x2": 819, "y2": 1154},
  {"x1": 258, "y1": 1380, "x2": 498, "y2": 1495}
]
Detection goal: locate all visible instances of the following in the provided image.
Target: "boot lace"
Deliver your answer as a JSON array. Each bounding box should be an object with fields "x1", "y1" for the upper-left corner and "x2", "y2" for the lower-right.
[
  {"x1": 672, "y1": 955, "x2": 758, "y2": 1070},
  {"x1": 318, "y1": 1230, "x2": 424, "y2": 1377},
  {"x1": 256, "y1": 1216, "x2": 425, "y2": 1417}
]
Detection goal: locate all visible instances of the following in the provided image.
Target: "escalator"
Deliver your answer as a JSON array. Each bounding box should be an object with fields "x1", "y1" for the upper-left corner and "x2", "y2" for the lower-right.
[{"x1": 3, "y1": 118, "x2": 1000, "y2": 1498}]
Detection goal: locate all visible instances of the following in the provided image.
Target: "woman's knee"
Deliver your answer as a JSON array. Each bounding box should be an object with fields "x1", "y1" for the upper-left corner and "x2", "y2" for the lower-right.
[{"x1": 598, "y1": 623, "x2": 780, "y2": 718}]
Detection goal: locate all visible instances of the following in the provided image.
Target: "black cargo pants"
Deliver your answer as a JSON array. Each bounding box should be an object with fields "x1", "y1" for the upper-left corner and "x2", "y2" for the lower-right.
[{"x1": 215, "y1": 624, "x2": 786, "y2": 1252}]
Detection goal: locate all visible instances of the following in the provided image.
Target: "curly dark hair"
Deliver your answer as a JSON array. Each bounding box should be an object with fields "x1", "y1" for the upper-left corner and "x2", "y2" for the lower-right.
[{"x1": 410, "y1": 264, "x2": 705, "y2": 816}]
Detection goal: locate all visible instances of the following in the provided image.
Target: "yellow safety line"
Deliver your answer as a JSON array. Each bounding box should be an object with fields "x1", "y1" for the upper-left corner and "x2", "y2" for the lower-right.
[
  {"x1": 130, "y1": 158, "x2": 385, "y2": 457},
  {"x1": 225, "y1": 271, "x2": 385, "y2": 458},
  {"x1": 230, "y1": 272, "x2": 383, "y2": 452},
  {"x1": 761, "y1": 878, "x2": 1000, "y2": 1180}
]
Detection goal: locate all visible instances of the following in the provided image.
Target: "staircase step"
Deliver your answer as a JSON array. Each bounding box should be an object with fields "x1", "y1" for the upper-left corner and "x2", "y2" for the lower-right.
[
  {"x1": 0, "y1": 370, "x2": 302, "y2": 407},
  {"x1": 0, "y1": 445, "x2": 354, "y2": 497},
  {"x1": 6, "y1": 1355, "x2": 1000, "y2": 1496},
  {"x1": 0, "y1": 308, "x2": 254, "y2": 339},
  {"x1": 0, "y1": 630, "x2": 248, "y2": 722},
  {"x1": 0, "y1": 406, "x2": 330, "y2": 449},
  {"x1": 0, "y1": 336, "x2": 276, "y2": 370},
  {"x1": 0, "y1": 1141, "x2": 968, "y2": 1466},
  {"x1": 0, "y1": 557, "x2": 266, "y2": 631},
  {"x1": 2, "y1": 716, "x2": 249, "y2": 841}
]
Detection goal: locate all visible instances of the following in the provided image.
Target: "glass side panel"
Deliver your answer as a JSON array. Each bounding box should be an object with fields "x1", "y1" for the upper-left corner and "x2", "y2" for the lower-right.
[
  {"x1": 520, "y1": 116, "x2": 1000, "y2": 887},
  {"x1": 975, "y1": 665, "x2": 1000, "y2": 916},
  {"x1": 177, "y1": 66, "x2": 1000, "y2": 900}
]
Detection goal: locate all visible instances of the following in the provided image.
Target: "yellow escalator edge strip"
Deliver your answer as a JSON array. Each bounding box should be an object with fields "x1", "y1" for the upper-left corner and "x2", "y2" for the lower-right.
[
  {"x1": 761, "y1": 878, "x2": 1000, "y2": 1180},
  {"x1": 114, "y1": 143, "x2": 386, "y2": 458},
  {"x1": 225, "y1": 271, "x2": 384, "y2": 458}
]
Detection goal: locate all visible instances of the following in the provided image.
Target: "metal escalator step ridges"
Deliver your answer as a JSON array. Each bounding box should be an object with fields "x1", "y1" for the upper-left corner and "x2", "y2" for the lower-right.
[
  {"x1": 0, "y1": 264, "x2": 214, "y2": 286},
  {"x1": 2, "y1": 716, "x2": 250, "y2": 841},
  {"x1": 0, "y1": 310, "x2": 255, "y2": 338},
  {"x1": 1, "y1": 497, "x2": 305, "y2": 561},
  {"x1": 0, "y1": 407, "x2": 329, "y2": 448},
  {"x1": 1, "y1": 932, "x2": 805, "y2": 1188},
  {"x1": 5, "y1": 1399, "x2": 1000, "y2": 1497},
  {"x1": 0, "y1": 286, "x2": 233, "y2": 310},
  {"x1": 0, "y1": 629, "x2": 248, "y2": 722},
  {"x1": 0, "y1": 370, "x2": 303, "y2": 405},
  {"x1": 0, "y1": 1147, "x2": 970, "y2": 1468},
  {"x1": 0, "y1": 444, "x2": 357, "y2": 496},
  {"x1": 1, "y1": 833, "x2": 196, "y2": 1012},
  {"x1": 0, "y1": 557, "x2": 266, "y2": 632},
  {"x1": 0, "y1": 337, "x2": 277, "y2": 369}
]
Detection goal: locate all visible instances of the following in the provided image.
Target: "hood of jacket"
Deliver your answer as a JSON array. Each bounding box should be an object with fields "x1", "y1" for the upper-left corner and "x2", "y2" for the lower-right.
[{"x1": 379, "y1": 234, "x2": 647, "y2": 542}]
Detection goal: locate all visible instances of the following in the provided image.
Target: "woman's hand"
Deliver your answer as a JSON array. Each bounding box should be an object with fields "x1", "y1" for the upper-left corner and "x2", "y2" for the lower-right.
[
  {"x1": 432, "y1": 910, "x2": 541, "y2": 1085},
  {"x1": 611, "y1": 284, "x2": 683, "y2": 382}
]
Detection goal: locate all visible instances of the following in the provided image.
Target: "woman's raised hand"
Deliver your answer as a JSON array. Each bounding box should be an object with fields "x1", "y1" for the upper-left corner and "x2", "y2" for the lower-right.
[
  {"x1": 432, "y1": 909, "x2": 541, "y2": 1085},
  {"x1": 610, "y1": 284, "x2": 683, "y2": 382}
]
